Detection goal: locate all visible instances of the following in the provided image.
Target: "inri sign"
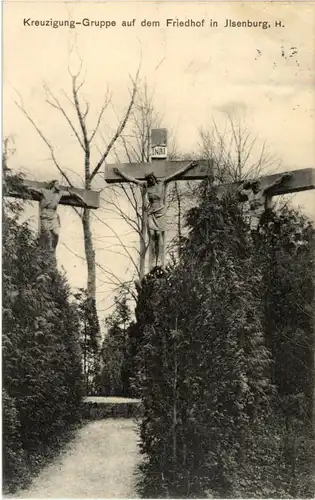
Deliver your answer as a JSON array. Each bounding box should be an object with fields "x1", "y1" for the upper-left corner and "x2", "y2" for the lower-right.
[{"x1": 151, "y1": 128, "x2": 168, "y2": 160}]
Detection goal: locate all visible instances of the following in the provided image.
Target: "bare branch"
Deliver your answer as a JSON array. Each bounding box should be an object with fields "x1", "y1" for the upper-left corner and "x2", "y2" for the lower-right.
[
  {"x1": 83, "y1": 99, "x2": 90, "y2": 120},
  {"x1": 68, "y1": 54, "x2": 84, "y2": 82},
  {"x1": 199, "y1": 113, "x2": 277, "y2": 183},
  {"x1": 15, "y1": 91, "x2": 81, "y2": 218},
  {"x1": 120, "y1": 184, "x2": 142, "y2": 221},
  {"x1": 90, "y1": 66, "x2": 140, "y2": 180},
  {"x1": 91, "y1": 209, "x2": 140, "y2": 277},
  {"x1": 120, "y1": 134, "x2": 134, "y2": 163},
  {"x1": 71, "y1": 74, "x2": 89, "y2": 152},
  {"x1": 89, "y1": 88, "x2": 112, "y2": 144},
  {"x1": 61, "y1": 241, "x2": 135, "y2": 297},
  {"x1": 61, "y1": 241, "x2": 85, "y2": 261},
  {"x1": 43, "y1": 82, "x2": 85, "y2": 150},
  {"x1": 100, "y1": 202, "x2": 141, "y2": 235},
  {"x1": 61, "y1": 89, "x2": 77, "y2": 110}
]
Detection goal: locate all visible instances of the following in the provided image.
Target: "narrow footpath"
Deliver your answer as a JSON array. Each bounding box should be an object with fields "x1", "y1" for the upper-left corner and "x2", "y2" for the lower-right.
[{"x1": 13, "y1": 419, "x2": 141, "y2": 498}]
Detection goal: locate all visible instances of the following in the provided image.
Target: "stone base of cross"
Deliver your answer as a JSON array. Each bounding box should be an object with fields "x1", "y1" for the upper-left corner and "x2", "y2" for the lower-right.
[{"x1": 105, "y1": 127, "x2": 315, "y2": 275}]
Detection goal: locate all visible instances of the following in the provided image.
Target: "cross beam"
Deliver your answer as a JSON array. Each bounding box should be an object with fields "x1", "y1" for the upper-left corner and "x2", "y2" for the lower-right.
[
  {"x1": 216, "y1": 167, "x2": 315, "y2": 197},
  {"x1": 8, "y1": 179, "x2": 100, "y2": 209},
  {"x1": 105, "y1": 120, "x2": 315, "y2": 275},
  {"x1": 105, "y1": 159, "x2": 214, "y2": 183},
  {"x1": 106, "y1": 161, "x2": 315, "y2": 198}
]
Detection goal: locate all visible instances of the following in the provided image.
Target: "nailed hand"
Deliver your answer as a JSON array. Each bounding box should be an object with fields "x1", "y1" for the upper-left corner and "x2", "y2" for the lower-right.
[{"x1": 283, "y1": 172, "x2": 293, "y2": 180}]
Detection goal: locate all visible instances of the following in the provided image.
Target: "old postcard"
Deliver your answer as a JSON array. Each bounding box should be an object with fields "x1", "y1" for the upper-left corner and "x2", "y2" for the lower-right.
[{"x1": 2, "y1": 0, "x2": 315, "y2": 498}]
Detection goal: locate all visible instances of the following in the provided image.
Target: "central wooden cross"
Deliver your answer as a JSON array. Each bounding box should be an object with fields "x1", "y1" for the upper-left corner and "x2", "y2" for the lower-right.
[
  {"x1": 105, "y1": 128, "x2": 315, "y2": 274},
  {"x1": 106, "y1": 129, "x2": 213, "y2": 274},
  {"x1": 105, "y1": 159, "x2": 213, "y2": 184}
]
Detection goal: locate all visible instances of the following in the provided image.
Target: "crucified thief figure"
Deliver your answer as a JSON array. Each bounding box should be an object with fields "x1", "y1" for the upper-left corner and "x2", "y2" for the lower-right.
[
  {"x1": 238, "y1": 172, "x2": 293, "y2": 235},
  {"x1": 28, "y1": 180, "x2": 86, "y2": 253},
  {"x1": 114, "y1": 161, "x2": 198, "y2": 270}
]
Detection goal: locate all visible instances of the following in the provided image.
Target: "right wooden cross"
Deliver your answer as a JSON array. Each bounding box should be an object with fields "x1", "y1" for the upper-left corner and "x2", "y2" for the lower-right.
[
  {"x1": 219, "y1": 168, "x2": 315, "y2": 233},
  {"x1": 217, "y1": 168, "x2": 315, "y2": 197},
  {"x1": 105, "y1": 127, "x2": 315, "y2": 273}
]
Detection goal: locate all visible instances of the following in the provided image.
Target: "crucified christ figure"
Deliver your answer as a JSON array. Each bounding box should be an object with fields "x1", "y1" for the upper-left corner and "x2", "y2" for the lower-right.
[
  {"x1": 28, "y1": 180, "x2": 86, "y2": 253},
  {"x1": 114, "y1": 161, "x2": 198, "y2": 270},
  {"x1": 238, "y1": 172, "x2": 293, "y2": 233}
]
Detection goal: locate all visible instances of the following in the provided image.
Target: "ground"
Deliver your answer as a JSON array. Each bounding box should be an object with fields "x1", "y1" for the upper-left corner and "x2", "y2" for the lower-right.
[
  {"x1": 10, "y1": 419, "x2": 141, "y2": 499},
  {"x1": 84, "y1": 396, "x2": 141, "y2": 404}
]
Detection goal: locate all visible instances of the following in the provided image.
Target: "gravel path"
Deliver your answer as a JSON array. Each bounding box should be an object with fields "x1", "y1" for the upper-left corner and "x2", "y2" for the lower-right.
[{"x1": 13, "y1": 419, "x2": 141, "y2": 498}]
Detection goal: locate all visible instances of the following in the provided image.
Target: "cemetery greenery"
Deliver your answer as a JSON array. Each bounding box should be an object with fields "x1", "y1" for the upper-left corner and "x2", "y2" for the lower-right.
[
  {"x1": 2, "y1": 169, "x2": 84, "y2": 494},
  {"x1": 130, "y1": 180, "x2": 315, "y2": 498},
  {"x1": 100, "y1": 293, "x2": 135, "y2": 397},
  {"x1": 2, "y1": 162, "x2": 314, "y2": 497}
]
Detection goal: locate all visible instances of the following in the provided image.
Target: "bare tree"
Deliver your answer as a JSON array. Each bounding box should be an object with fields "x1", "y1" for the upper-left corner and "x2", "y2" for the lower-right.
[
  {"x1": 103, "y1": 86, "x2": 199, "y2": 280},
  {"x1": 97, "y1": 111, "x2": 279, "y2": 288},
  {"x1": 199, "y1": 113, "x2": 279, "y2": 183},
  {"x1": 102, "y1": 82, "x2": 162, "y2": 282},
  {"x1": 15, "y1": 62, "x2": 139, "y2": 304},
  {"x1": 166, "y1": 113, "x2": 280, "y2": 260}
]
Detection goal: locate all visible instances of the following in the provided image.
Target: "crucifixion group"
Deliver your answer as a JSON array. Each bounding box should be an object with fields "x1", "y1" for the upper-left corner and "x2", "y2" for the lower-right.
[{"x1": 6, "y1": 128, "x2": 315, "y2": 274}]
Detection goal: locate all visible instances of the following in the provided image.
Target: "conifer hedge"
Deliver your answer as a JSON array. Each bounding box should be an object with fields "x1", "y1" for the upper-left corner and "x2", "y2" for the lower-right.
[
  {"x1": 134, "y1": 182, "x2": 314, "y2": 498},
  {"x1": 2, "y1": 172, "x2": 84, "y2": 493}
]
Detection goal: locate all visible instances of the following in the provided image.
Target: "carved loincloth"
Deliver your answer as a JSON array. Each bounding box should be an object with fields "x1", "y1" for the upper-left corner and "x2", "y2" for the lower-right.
[
  {"x1": 147, "y1": 205, "x2": 166, "y2": 233},
  {"x1": 249, "y1": 207, "x2": 265, "y2": 230},
  {"x1": 40, "y1": 208, "x2": 60, "y2": 235}
]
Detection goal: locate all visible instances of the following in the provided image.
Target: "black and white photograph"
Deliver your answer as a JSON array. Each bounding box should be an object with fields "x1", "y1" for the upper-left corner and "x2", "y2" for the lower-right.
[{"x1": 2, "y1": 0, "x2": 315, "y2": 497}]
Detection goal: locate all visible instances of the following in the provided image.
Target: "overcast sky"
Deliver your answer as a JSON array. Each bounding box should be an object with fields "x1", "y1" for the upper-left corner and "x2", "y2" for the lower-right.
[{"x1": 3, "y1": 0, "x2": 315, "y2": 317}]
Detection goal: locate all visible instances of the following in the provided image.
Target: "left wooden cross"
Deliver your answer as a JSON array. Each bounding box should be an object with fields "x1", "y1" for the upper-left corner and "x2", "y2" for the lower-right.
[
  {"x1": 8, "y1": 179, "x2": 100, "y2": 208},
  {"x1": 6, "y1": 178, "x2": 100, "y2": 256}
]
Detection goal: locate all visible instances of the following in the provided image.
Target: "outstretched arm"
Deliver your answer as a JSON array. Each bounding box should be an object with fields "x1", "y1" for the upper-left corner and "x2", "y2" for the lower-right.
[
  {"x1": 61, "y1": 188, "x2": 87, "y2": 206},
  {"x1": 263, "y1": 172, "x2": 293, "y2": 194},
  {"x1": 164, "y1": 161, "x2": 198, "y2": 184},
  {"x1": 113, "y1": 167, "x2": 145, "y2": 186},
  {"x1": 236, "y1": 181, "x2": 250, "y2": 201},
  {"x1": 27, "y1": 186, "x2": 43, "y2": 198}
]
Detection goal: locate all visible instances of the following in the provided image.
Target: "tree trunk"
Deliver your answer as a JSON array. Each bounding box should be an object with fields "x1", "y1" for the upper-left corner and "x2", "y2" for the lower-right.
[
  {"x1": 139, "y1": 186, "x2": 148, "y2": 280},
  {"x1": 172, "y1": 349, "x2": 178, "y2": 465},
  {"x1": 311, "y1": 227, "x2": 315, "y2": 438},
  {"x1": 82, "y1": 174, "x2": 101, "y2": 394},
  {"x1": 174, "y1": 181, "x2": 182, "y2": 258},
  {"x1": 82, "y1": 207, "x2": 96, "y2": 300}
]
